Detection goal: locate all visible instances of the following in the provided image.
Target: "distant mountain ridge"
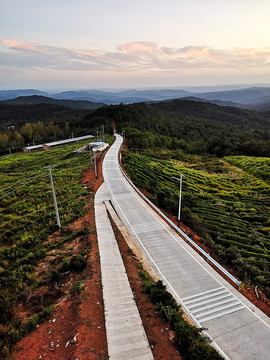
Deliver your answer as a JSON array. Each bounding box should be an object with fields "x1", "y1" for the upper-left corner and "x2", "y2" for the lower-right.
[
  {"x1": 2, "y1": 95, "x2": 104, "y2": 109},
  {"x1": 163, "y1": 96, "x2": 247, "y2": 109},
  {"x1": 196, "y1": 87, "x2": 270, "y2": 104},
  {"x1": 0, "y1": 89, "x2": 48, "y2": 101},
  {"x1": 1, "y1": 86, "x2": 270, "y2": 109}
]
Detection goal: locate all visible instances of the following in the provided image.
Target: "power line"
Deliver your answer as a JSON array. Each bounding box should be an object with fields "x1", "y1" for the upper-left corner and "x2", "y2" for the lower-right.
[
  {"x1": 51, "y1": 150, "x2": 86, "y2": 169},
  {"x1": 0, "y1": 167, "x2": 47, "y2": 193},
  {"x1": 0, "y1": 171, "x2": 48, "y2": 201},
  {"x1": 0, "y1": 151, "x2": 90, "y2": 200},
  {"x1": 0, "y1": 150, "x2": 88, "y2": 194}
]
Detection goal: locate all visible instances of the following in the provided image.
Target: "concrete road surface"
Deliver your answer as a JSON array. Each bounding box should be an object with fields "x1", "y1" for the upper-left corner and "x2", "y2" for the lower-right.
[{"x1": 103, "y1": 134, "x2": 270, "y2": 360}]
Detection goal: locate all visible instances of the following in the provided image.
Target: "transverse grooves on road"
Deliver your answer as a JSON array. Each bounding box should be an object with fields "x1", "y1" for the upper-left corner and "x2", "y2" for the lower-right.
[{"x1": 95, "y1": 183, "x2": 153, "y2": 360}]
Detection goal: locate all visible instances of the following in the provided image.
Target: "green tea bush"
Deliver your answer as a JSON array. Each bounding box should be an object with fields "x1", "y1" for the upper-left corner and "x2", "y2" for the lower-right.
[{"x1": 69, "y1": 255, "x2": 86, "y2": 272}]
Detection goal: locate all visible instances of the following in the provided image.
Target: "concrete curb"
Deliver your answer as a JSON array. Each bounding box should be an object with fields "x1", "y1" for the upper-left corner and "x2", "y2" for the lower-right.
[{"x1": 95, "y1": 183, "x2": 153, "y2": 360}]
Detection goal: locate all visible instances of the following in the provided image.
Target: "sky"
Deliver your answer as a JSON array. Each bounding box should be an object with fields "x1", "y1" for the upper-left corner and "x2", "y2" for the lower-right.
[{"x1": 1, "y1": 0, "x2": 270, "y2": 89}]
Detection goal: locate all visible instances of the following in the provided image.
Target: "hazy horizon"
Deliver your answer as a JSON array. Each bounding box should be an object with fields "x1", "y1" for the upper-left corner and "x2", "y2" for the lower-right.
[{"x1": 2, "y1": 83, "x2": 270, "y2": 93}]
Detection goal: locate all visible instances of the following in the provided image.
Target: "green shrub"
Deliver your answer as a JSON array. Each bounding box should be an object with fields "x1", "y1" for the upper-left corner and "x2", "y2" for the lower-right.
[
  {"x1": 59, "y1": 258, "x2": 70, "y2": 272},
  {"x1": 174, "y1": 321, "x2": 201, "y2": 352},
  {"x1": 69, "y1": 255, "x2": 86, "y2": 272},
  {"x1": 138, "y1": 268, "x2": 223, "y2": 359},
  {"x1": 157, "y1": 304, "x2": 182, "y2": 323},
  {"x1": 1, "y1": 346, "x2": 10, "y2": 359},
  {"x1": 69, "y1": 281, "x2": 85, "y2": 296},
  {"x1": 187, "y1": 339, "x2": 224, "y2": 360}
]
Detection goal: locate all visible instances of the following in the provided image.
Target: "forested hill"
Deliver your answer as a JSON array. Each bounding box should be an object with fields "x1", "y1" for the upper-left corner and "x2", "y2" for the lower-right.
[
  {"x1": 152, "y1": 99, "x2": 270, "y2": 128},
  {"x1": 2, "y1": 95, "x2": 104, "y2": 109},
  {"x1": 0, "y1": 103, "x2": 88, "y2": 129},
  {"x1": 0, "y1": 103, "x2": 89, "y2": 153},
  {"x1": 83, "y1": 100, "x2": 270, "y2": 156},
  {"x1": 1, "y1": 99, "x2": 270, "y2": 156}
]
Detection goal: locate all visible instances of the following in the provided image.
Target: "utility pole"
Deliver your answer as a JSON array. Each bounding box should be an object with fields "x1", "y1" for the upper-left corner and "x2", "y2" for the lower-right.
[
  {"x1": 172, "y1": 172, "x2": 185, "y2": 228},
  {"x1": 102, "y1": 125, "x2": 105, "y2": 142},
  {"x1": 72, "y1": 132, "x2": 74, "y2": 138},
  {"x1": 94, "y1": 151, "x2": 98, "y2": 179},
  {"x1": 48, "y1": 166, "x2": 61, "y2": 228}
]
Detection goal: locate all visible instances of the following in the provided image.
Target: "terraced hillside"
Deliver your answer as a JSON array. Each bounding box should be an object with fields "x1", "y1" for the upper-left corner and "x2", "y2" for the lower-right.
[
  {"x1": 0, "y1": 141, "x2": 91, "y2": 247},
  {"x1": 122, "y1": 151, "x2": 270, "y2": 296},
  {"x1": 0, "y1": 139, "x2": 112, "y2": 357}
]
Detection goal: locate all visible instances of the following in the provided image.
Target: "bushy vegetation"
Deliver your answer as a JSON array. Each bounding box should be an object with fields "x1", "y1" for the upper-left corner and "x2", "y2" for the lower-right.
[
  {"x1": 0, "y1": 140, "x2": 98, "y2": 357},
  {"x1": 69, "y1": 280, "x2": 86, "y2": 297},
  {"x1": 0, "y1": 103, "x2": 90, "y2": 154},
  {"x1": 0, "y1": 140, "x2": 93, "y2": 247},
  {"x1": 225, "y1": 156, "x2": 270, "y2": 184},
  {"x1": 0, "y1": 305, "x2": 55, "y2": 358},
  {"x1": 2, "y1": 99, "x2": 270, "y2": 156},
  {"x1": 139, "y1": 270, "x2": 223, "y2": 360},
  {"x1": 123, "y1": 151, "x2": 270, "y2": 296},
  {"x1": 84, "y1": 100, "x2": 270, "y2": 156}
]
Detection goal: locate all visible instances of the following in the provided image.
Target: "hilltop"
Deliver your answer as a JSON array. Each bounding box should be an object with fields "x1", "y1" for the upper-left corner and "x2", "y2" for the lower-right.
[
  {"x1": 2, "y1": 95, "x2": 104, "y2": 109},
  {"x1": 83, "y1": 99, "x2": 270, "y2": 156}
]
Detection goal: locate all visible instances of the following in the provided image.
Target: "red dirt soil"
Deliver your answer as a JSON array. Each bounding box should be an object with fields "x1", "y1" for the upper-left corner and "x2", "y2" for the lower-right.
[{"x1": 108, "y1": 214, "x2": 182, "y2": 360}]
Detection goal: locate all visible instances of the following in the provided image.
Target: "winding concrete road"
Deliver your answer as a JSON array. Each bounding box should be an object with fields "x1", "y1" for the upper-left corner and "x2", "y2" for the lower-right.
[{"x1": 103, "y1": 134, "x2": 270, "y2": 360}]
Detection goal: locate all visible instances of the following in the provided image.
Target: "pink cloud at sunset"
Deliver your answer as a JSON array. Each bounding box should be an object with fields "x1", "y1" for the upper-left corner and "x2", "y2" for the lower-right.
[
  {"x1": 1, "y1": 38, "x2": 270, "y2": 88},
  {"x1": 0, "y1": 40, "x2": 43, "y2": 53},
  {"x1": 118, "y1": 42, "x2": 155, "y2": 54}
]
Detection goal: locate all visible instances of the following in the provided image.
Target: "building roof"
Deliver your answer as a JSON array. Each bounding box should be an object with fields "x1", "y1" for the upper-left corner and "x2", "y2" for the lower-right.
[
  {"x1": 24, "y1": 145, "x2": 43, "y2": 151},
  {"x1": 89, "y1": 141, "x2": 106, "y2": 146},
  {"x1": 44, "y1": 135, "x2": 94, "y2": 147}
]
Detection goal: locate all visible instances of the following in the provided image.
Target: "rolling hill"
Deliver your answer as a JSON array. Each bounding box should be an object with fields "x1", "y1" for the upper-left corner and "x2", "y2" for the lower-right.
[
  {"x1": 2, "y1": 95, "x2": 104, "y2": 109},
  {"x1": 1, "y1": 86, "x2": 270, "y2": 108}
]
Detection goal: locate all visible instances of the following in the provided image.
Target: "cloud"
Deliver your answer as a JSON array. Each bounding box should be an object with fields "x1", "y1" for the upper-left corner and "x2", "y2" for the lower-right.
[
  {"x1": 0, "y1": 39, "x2": 270, "y2": 74},
  {"x1": 0, "y1": 39, "x2": 43, "y2": 53},
  {"x1": 118, "y1": 42, "x2": 156, "y2": 54}
]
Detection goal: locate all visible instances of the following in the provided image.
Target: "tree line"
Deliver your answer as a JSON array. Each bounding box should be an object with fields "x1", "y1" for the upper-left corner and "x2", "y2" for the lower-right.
[
  {"x1": 1, "y1": 99, "x2": 270, "y2": 157},
  {"x1": 83, "y1": 101, "x2": 270, "y2": 157},
  {"x1": 0, "y1": 103, "x2": 89, "y2": 154}
]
